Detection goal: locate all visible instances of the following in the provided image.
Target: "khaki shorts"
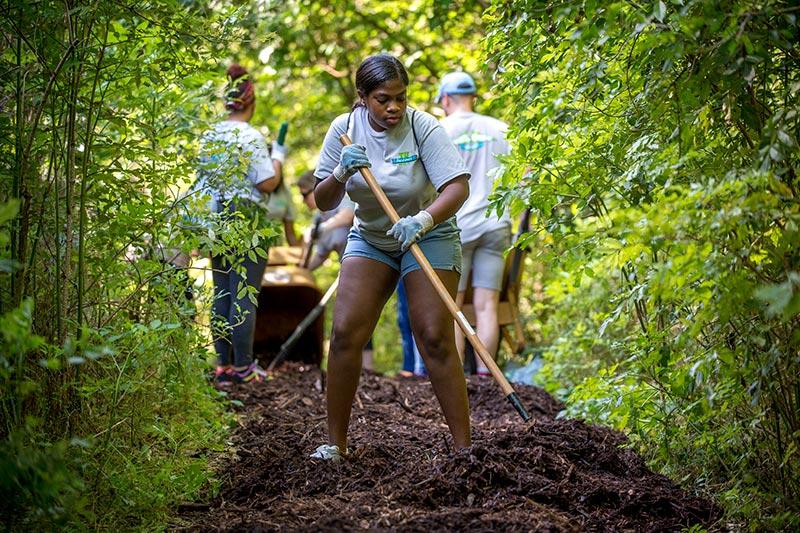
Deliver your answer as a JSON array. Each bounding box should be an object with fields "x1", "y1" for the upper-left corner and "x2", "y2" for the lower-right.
[{"x1": 458, "y1": 226, "x2": 511, "y2": 292}]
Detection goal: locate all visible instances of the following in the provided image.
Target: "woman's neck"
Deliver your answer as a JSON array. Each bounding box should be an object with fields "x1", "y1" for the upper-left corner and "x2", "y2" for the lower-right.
[
  {"x1": 367, "y1": 113, "x2": 386, "y2": 133},
  {"x1": 227, "y1": 110, "x2": 250, "y2": 123}
]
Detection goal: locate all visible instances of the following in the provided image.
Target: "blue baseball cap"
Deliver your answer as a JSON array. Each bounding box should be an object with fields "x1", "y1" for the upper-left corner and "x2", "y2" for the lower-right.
[{"x1": 435, "y1": 71, "x2": 477, "y2": 104}]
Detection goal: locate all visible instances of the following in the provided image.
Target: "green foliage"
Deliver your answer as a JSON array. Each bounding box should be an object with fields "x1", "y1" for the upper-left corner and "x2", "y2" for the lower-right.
[
  {"x1": 486, "y1": 0, "x2": 799, "y2": 527},
  {"x1": 4, "y1": 0, "x2": 797, "y2": 529},
  {"x1": 0, "y1": 0, "x2": 255, "y2": 528},
  {"x1": 0, "y1": 429, "x2": 85, "y2": 530},
  {"x1": 0, "y1": 299, "x2": 84, "y2": 530}
]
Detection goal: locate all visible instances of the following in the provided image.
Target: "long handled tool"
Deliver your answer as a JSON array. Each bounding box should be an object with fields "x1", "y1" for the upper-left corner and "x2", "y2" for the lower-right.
[
  {"x1": 340, "y1": 134, "x2": 531, "y2": 422},
  {"x1": 277, "y1": 121, "x2": 289, "y2": 145},
  {"x1": 300, "y1": 215, "x2": 322, "y2": 269},
  {"x1": 267, "y1": 275, "x2": 339, "y2": 372}
]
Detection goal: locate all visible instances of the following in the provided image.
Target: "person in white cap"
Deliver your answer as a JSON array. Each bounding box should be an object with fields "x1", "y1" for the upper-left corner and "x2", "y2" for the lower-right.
[{"x1": 437, "y1": 71, "x2": 512, "y2": 375}]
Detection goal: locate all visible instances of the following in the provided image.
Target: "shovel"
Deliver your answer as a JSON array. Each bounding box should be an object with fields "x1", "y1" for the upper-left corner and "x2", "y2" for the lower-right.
[{"x1": 340, "y1": 134, "x2": 531, "y2": 422}]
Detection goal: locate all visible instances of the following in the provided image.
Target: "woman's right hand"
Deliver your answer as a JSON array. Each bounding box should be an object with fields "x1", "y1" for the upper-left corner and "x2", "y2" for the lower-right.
[{"x1": 333, "y1": 144, "x2": 370, "y2": 183}]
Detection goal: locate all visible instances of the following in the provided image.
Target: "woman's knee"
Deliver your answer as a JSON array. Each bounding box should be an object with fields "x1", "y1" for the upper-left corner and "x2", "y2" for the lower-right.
[
  {"x1": 415, "y1": 326, "x2": 453, "y2": 364},
  {"x1": 330, "y1": 321, "x2": 371, "y2": 355},
  {"x1": 473, "y1": 288, "x2": 500, "y2": 314}
]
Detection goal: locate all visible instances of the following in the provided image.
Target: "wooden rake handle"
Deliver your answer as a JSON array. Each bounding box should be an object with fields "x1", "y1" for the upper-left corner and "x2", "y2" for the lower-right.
[{"x1": 339, "y1": 134, "x2": 530, "y2": 422}]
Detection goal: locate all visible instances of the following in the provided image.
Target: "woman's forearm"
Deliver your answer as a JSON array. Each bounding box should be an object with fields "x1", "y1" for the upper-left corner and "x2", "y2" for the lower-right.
[
  {"x1": 272, "y1": 159, "x2": 283, "y2": 184},
  {"x1": 284, "y1": 220, "x2": 300, "y2": 246},
  {"x1": 313, "y1": 175, "x2": 347, "y2": 211},
  {"x1": 424, "y1": 175, "x2": 469, "y2": 224}
]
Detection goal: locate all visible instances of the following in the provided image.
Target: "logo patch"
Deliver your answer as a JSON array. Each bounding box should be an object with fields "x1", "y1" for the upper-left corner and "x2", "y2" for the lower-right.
[
  {"x1": 453, "y1": 131, "x2": 494, "y2": 152},
  {"x1": 390, "y1": 151, "x2": 419, "y2": 165}
]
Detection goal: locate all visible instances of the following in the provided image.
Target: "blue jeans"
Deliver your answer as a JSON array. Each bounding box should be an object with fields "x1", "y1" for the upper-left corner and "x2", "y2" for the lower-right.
[
  {"x1": 396, "y1": 279, "x2": 415, "y2": 373},
  {"x1": 211, "y1": 251, "x2": 267, "y2": 367}
]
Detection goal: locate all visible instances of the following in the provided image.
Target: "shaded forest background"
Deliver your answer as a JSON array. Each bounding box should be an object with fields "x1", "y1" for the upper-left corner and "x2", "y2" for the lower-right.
[{"x1": 1, "y1": 0, "x2": 798, "y2": 530}]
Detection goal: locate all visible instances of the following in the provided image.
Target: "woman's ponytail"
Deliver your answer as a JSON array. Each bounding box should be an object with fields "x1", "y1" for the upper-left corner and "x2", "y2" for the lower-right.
[{"x1": 225, "y1": 63, "x2": 255, "y2": 111}]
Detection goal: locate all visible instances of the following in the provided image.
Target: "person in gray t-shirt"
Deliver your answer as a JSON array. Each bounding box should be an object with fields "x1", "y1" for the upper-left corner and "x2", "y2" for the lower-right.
[{"x1": 310, "y1": 54, "x2": 472, "y2": 462}]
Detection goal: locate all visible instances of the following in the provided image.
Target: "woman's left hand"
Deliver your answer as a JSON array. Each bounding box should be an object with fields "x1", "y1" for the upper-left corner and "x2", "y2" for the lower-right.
[{"x1": 387, "y1": 210, "x2": 434, "y2": 251}]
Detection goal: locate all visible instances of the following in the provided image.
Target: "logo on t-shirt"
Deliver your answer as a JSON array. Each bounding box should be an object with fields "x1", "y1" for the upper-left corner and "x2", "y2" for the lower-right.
[
  {"x1": 453, "y1": 131, "x2": 494, "y2": 152},
  {"x1": 390, "y1": 151, "x2": 419, "y2": 165}
]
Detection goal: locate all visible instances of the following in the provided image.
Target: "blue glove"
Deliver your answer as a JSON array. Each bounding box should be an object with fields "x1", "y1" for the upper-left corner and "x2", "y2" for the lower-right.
[
  {"x1": 333, "y1": 144, "x2": 370, "y2": 183},
  {"x1": 386, "y1": 211, "x2": 434, "y2": 251}
]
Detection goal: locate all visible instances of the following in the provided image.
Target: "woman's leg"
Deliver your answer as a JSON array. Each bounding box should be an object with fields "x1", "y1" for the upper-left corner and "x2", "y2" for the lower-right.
[
  {"x1": 210, "y1": 254, "x2": 233, "y2": 366},
  {"x1": 327, "y1": 257, "x2": 398, "y2": 450},
  {"x1": 228, "y1": 250, "x2": 268, "y2": 368},
  {"x1": 472, "y1": 287, "x2": 501, "y2": 372},
  {"x1": 405, "y1": 268, "x2": 471, "y2": 449}
]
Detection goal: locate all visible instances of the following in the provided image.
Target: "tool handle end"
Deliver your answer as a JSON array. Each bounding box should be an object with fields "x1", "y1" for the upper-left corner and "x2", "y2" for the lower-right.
[
  {"x1": 507, "y1": 392, "x2": 531, "y2": 422},
  {"x1": 267, "y1": 349, "x2": 287, "y2": 372},
  {"x1": 277, "y1": 121, "x2": 289, "y2": 145}
]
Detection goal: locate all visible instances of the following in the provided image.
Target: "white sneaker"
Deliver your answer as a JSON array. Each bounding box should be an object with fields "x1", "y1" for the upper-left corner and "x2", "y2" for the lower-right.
[{"x1": 310, "y1": 444, "x2": 345, "y2": 462}]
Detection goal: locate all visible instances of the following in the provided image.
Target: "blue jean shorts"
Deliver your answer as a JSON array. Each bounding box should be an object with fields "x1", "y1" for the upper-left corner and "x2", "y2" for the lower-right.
[{"x1": 342, "y1": 220, "x2": 462, "y2": 279}]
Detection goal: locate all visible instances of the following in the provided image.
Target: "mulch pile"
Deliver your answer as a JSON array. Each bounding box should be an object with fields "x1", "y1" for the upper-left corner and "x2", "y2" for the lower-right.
[{"x1": 175, "y1": 364, "x2": 721, "y2": 531}]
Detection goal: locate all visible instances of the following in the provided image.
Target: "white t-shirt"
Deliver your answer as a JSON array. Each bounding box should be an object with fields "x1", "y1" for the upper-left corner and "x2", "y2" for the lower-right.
[
  {"x1": 314, "y1": 106, "x2": 470, "y2": 252},
  {"x1": 440, "y1": 111, "x2": 511, "y2": 243},
  {"x1": 195, "y1": 120, "x2": 275, "y2": 206}
]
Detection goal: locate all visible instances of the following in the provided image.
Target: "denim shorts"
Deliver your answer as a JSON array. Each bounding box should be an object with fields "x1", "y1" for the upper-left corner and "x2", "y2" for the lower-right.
[
  {"x1": 342, "y1": 220, "x2": 462, "y2": 279},
  {"x1": 459, "y1": 226, "x2": 511, "y2": 292}
]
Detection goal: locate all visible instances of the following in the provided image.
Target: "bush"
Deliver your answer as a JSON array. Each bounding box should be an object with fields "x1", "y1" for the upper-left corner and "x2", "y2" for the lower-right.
[{"x1": 486, "y1": 0, "x2": 799, "y2": 527}]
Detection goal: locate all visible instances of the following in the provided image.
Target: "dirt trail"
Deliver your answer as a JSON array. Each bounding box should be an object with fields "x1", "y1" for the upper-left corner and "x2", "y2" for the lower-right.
[{"x1": 175, "y1": 365, "x2": 720, "y2": 531}]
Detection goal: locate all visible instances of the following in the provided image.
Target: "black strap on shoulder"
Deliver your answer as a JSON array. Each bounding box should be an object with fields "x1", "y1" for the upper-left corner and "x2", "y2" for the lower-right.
[{"x1": 410, "y1": 109, "x2": 430, "y2": 180}]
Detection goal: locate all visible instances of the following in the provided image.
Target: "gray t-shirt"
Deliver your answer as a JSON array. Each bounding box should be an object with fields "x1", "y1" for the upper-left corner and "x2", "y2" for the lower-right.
[
  {"x1": 314, "y1": 106, "x2": 470, "y2": 252},
  {"x1": 440, "y1": 111, "x2": 511, "y2": 243}
]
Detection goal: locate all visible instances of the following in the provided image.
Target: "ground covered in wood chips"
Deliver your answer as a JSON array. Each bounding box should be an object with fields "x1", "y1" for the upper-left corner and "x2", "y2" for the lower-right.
[{"x1": 174, "y1": 364, "x2": 721, "y2": 532}]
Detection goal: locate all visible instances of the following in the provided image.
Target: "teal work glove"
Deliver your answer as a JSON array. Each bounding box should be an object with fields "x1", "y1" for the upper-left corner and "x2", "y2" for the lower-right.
[
  {"x1": 333, "y1": 144, "x2": 370, "y2": 183},
  {"x1": 386, "y1": 210, "x2": 434, "y2": 251}
]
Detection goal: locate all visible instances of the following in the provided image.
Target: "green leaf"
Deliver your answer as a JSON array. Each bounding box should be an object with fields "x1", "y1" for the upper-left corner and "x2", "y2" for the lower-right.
[
  {"x1": 653, "y1": 1, "x2": 666, "y2": 22},
  {"x1": 236, "y1": 285, "x2": 248, "y2": 300},
  {"x1": 0, "y1": 200, "x2": 20, "y2": 225},
  {"x1": 754, "y1": 281, "x2": 793, "y2": 317}
]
